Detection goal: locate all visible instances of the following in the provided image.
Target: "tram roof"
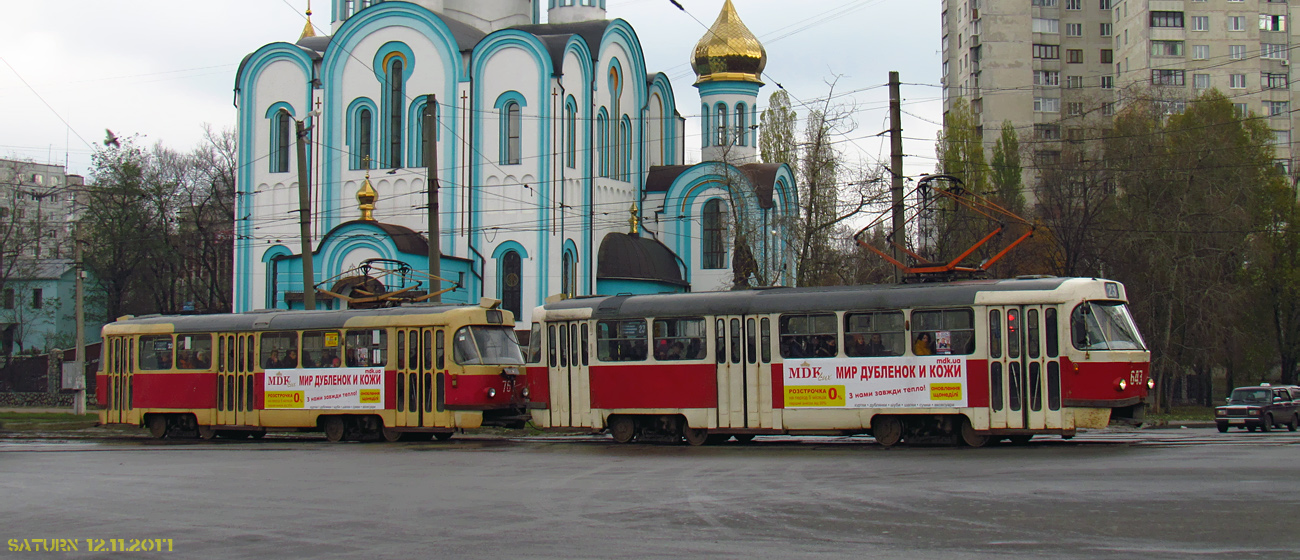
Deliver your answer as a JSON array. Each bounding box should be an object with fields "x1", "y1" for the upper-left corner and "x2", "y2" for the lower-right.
[
  {"x1": 105, "y1": 304, "x2": 474, "y2": 333},
  {"x1": 546, "y1": 277, "x2": 1090, "y2": 318}
]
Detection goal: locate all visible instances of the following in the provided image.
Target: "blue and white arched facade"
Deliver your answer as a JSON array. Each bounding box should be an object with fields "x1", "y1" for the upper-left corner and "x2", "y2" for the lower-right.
[{"x1": 233, "y1": 0, "x2": 795, "y2": 326}]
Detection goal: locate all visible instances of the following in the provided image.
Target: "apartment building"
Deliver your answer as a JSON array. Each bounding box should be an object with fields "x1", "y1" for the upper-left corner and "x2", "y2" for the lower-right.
[
  {"x1": 942, "y1": 0, "x2": 1297, "y2": 194},
  {"x1": 0, "y1": 159, "x2": 84, "y2": 260}
]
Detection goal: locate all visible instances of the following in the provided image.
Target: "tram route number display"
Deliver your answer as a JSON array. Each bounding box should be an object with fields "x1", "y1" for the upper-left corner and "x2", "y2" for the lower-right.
[
  {"x1": 262, "y1": 367, "x2": 385, "y2": 410},
  {"x1": 784, "y1": 357, "x2": 967, "y2": 408}
]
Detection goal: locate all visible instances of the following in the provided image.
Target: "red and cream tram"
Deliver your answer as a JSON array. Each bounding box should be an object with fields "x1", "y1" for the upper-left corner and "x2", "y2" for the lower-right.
[
  {"x1": 524, "y1": 277, "x2": 1150, "y2": 447},
  {"x1": 98, "y1": 299, "x2": 527, "y2": 441}
]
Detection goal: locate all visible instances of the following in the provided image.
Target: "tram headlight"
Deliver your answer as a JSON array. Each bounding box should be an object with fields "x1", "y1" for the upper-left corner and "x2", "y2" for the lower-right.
[
  {"x1": 522, "y1": 387, "x2": 530, "y2": 398},
  {"x1": 487, "y1": 388, "x2": 498, "y2": 398},
  {"x1": 1147, "y1": 378, "x2": 1155, "y2": 390},
  {"x1": 1116, "y1": 379, "x2": 1128, "y2": 391}
]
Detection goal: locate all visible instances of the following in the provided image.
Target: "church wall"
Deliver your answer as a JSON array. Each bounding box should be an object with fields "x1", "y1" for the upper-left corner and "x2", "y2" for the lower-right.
[{"x1": 558, "y1": 44, "x2": 594, "y2": 297}]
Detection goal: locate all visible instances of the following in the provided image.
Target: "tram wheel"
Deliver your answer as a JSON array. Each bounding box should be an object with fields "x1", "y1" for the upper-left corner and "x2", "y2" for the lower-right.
[
  {"x1": 197, "y1": 425, "x2": 217, "y2": 440},
  {"x1": 323, "y1": 417, "x2": 346, "y2": 442},
  {"x1": 382, "y1": 428, "x2": 404, "y2": 442},
  {"x1": 1008, "y1": 435, "x2": 1034, "y2": 445},
  {"x1": 732, "y1": 434, "x2": 756, "y2": 444},
  {"x1": 682, "y1": 426, "x2": 709, "y2": 446},
  {"x1": 250, "y1": 430, "x2": 266, "y2": 439},
  {"x1": 433, "y1": 432, "x2": 454, "y2": 441},
  {"x1": 609, "y1": 416, "x2": 635, "y2": 444},
  {"x1": 959, "y1": 419, "x2": 989, "y2": 448},
  {"x1": 147, "y1": 415, "x2": 169, "y2": 439},
  {"x1": 872, "y1": 416, "x2": 903, "y2": 448}
]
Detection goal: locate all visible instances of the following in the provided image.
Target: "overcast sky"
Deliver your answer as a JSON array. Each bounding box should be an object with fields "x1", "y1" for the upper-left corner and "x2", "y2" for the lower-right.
[{"x1": 0, "y1": 0, "x2": 943, "y2": 179}]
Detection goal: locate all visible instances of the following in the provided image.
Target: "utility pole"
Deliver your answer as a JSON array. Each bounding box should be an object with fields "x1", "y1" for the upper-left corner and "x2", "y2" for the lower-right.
[
  {"x1": 889, "y1": 71, "x2": 906, "y2": 284},
  {"x1": 296, "y1": 120, "x2": 316, "y2": 310},
  {"x1": 425, "y1": 94, "x2": 442, "y2": 303},
  {"x1": 72, "y1": 222, "x2": 85, "y2": 415}
]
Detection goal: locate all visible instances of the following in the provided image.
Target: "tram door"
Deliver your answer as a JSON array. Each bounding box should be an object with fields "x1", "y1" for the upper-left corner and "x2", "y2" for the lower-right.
[
  {"x1": 238, "y1": 334, "x2": 258, "y2": 427},
  {"x1": 396, "y1": 328, "x2": 439, "y2": 428},
  {"x1": 106, "y1": 337, "x2": 131, "y2": 425},
  {"x1": 548, "y1": 322, "x2": 589, "y2": 428},
  {"x1": 716, "y1": 316, "x2": 768, "y2": 429},
  {"x1": 989, "y1": 306, "x2": 1060, "y2": 431},
  {"x1": 217, "y1": 334, "x2": 235, "y2": 427}
]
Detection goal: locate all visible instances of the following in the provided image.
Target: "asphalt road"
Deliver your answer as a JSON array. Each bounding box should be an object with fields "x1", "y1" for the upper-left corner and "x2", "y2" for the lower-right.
[{"x1": 2, "y1": 429, "x2": 1297, "y2": 559}]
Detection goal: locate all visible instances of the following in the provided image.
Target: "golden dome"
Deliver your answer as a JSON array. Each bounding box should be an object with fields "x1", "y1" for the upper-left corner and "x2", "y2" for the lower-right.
[
  {"x1": 357, "y1": 171, "x2": 377, "y2": 221},
  {"x1": 692, "y1": 0, "x2": 766, "y2": 85}
]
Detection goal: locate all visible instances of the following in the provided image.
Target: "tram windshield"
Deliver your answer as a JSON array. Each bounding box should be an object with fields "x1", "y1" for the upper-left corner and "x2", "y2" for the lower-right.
[
  {"x1": 1071, "y1": 301, "x2": 1146, "y2": 351},
  {"x1": 453, "y1": 326, "x2": 525, "y2": 366}
]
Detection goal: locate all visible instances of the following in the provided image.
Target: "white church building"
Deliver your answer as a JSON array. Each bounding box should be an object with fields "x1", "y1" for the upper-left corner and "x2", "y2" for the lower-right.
[{"x1": 233, "y1": 0, "x2": 796, "y2": 326}]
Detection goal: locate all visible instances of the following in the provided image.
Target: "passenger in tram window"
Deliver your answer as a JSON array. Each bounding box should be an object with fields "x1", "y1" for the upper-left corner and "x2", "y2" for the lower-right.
[
  {"x1": 177, "y1": 351, "x2": 195, "y2": 369},
  {"x1": 158, "y1": 352, "x2": 173, "y2": 370},
  {"x1": 846, "y1": 334, "x2": 867, "y2": 356},
  {"x1": 654, "y1": 339, "x2": 670, "y2": 361},
  {"x1": 820, "y1": 335, "x2": 838, "y2": 357},
  {"x1": 266, "y1": 350, "x2": 281, "y2": 369},
  {"x1": 284, "y1": 349, "x2": 300, "y2": 368},
  {"x1": 686, "y1": 339, "x2": 703, "y2": 360},
  {"x1": 913, "y1": 333, "x2": 934, "y2": 356},
  {"x1": 194, "y1": 351, "x2": 210, "y2": 369},
  {"x1": 865, "y1": 333, "x2": 887, "y2": 356},
  {"x1": 666, "y1": 341, "x2": 685, "y2": 360}
]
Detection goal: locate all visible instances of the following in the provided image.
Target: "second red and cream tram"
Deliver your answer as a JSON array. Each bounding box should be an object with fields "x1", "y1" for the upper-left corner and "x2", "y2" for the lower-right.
[{"x1": 524, "y1": 277, "x2": 1150, "y2": 447}]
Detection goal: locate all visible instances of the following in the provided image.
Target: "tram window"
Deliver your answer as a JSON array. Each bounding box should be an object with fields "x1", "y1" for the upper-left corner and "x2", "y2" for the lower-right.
[
  {"x1": 138, "y1": 335, "x2": 174, "y2": 371},
  {"x1": 989, "y1": 310, "x2": 1002, "y2": 359},
  {"x1": 396, "y1": 372, "x2": 405, "y2": 412},
  {"x1": 174, "y1": 335, "x2": 212, "y2": 370},
  {"x1": 580, "y1": 323, "x2": 589, "y2": 366},
  {"x1": 760, "y1": 318, "x2": 771, "y2": 363},
  {"x1": 1047, "y1": 362, "x2": 1061, "y2": 411},
  {"x1": 747, "y1": 318, "x2": 757, "y2": 364},
  {"x1": 548, "y1": 325, "x2": 557, "y2": 367},
  {"x1": 779, "y1": 313, "x2": 838, "y2": 359},
  {"x1": 452, "y1": 326, "x2": 525, "y2": 365},
  {"x1": 991, "y1": 362, "x2": 1004, "y2": 411},
  {"x1": 730, "y1": 319, "x2": 742, "y2": 364},
  {"x1": 301, "y1": 330, "x2": 342, "y2": 368},
  {"x1": 345, "y1": 329, "x2": 388, "y2": 367},
  {"x1": 526, "y1": 323, "x2": 542, "y2": 364},
  {"x1": 1045, "y1": 308, "x2": 1059, "y2": 358},
  {"x1": 652, "y1": 318, "x2": 706, "y2": 361},
  {"x1": 1071, "y1": 301, "x2": 1146, "y2": 351},
  {"x1": 225, "y1": 336, "x2": 234, "y2": 372},
  {"x1": 398, "y1": 331, "x2": 407, "y2": 369},
  {"x1": 436, "y1": 330, "x2": 446, "y2": 370},
  {"x1": 570, "y1": 324, "x2": 579, "y2": 367},
  {"x1": 129, "y1": 338, "x2": 135, "y2": 373},
  {"x1": 844, "y1": 311, "x2": 905, "y2": 357},
  {"x1": 237, "y1": 375, "x2": 245, "y2": 412},
  {"x1": 715, "y1": 319, "x2": 726, "y2": 364},
  {"x1": 246, "y1": 336, "x2": 256, "y2": 373},
  {"x1": 1007, "y1": 309, "x2": 1021, "y2": 359},
  {"x1": 1028, "y1": 309, "x2": 1041, "y2": 359},
  {"x1": 408, "y1": 331, "x2": 419, "y2": 370},
  {"x1": 912, "y1": 309, "x2": 975, "y2": 356},
  {"x1": 237, "y1": 337, "x2": 246, "y2": 372},
  {"x1": 423, "y1": 330, "x2": 433, "y2": 370},
  {"x1": 408, "y1": 372, "x2": 418, "y2": 412},
  {"x1": 1008, "y1": 363, "x2": 1023, "y2": 411},
  {"x1": 260, "y1": 333, "x2": 299, "y2": 369},
  {"x1": 218, "y1": 337, "x2": 226, "y2": 371},
  {"x1": 1029, "y1": 363, "x2": 1043, "y2": 412},
  {"x1": 596, "y1": 319, "x2": 648, "y2": 362},
  {"x1": 559, "y1": 324, "x2": 569, "y2": 367}
]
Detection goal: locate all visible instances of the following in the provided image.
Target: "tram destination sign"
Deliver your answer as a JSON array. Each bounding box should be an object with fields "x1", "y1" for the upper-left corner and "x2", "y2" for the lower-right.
[
  {"x1": 784, "y1": 357, "x2": 967, "y2": 408},
  {"x1": 263, "y1": 367, "x2": 385, "y2": 410}
]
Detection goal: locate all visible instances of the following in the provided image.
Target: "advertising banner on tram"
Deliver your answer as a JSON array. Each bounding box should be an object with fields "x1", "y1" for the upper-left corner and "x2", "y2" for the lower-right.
[
  {"x1": 262, "y1": 367, "x2": 385, "y2": 410},
  {"x1": 783, "y1": 356, "x2": 967, "y2": 409}
]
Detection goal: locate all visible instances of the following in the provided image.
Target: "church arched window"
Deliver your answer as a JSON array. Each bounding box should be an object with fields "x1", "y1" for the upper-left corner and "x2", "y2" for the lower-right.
[
  {"x1": 412, "y1": 100, "x2": 437, "y2": 168},
  {"x1": 501, "y1": 250, "x2": 522, "y2": 319},
  {"x1": 357, "y1": 108, "x2": 373, "y2": 170},
  {"x1": 620, "y1": 116, "x2": 632, "y2": 181},
  {"x1": 702, "y1": 199, "x2": 727, "y2": 269},
  {"x1": 387, "y1": 59, "x2": 404, "y2": 168},
  {"x1": 561, "y1": 249, "x2": 577, "y2": 297},
  {"x1": 715, "y1": 103, "x2": 729, "y2": 147},
  {"x1": 566, "y1": 98, "x2": 577, "y2": 169},
  {"x1": 736, "y1": 104, "x2": 748, "y2": 147},
  {"x1": 501, "y1": 101, "x2": 522, "y2": 165},
  {"x1": 701, "y1": 104, "x2": 711, "y2": 148},
  {"x1": 596, "y1": 110, "x2": 608, "y2": 177},
  {"x1": 272, "y1": 109, "x2": 291, "y2": 173}
]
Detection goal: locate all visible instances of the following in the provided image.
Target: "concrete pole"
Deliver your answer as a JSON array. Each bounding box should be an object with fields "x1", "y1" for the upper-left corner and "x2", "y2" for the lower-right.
[
  {"x1": 889, "y1": 71, "x2": 906, "y2": 284},
  {"x1": 73, "y1": 223, "x2": 85, "y2": 415},
  {"x1": 425, "y1": 94, "x2": 441, "y2": 302},
  {"x1": 296, "y1": 119, "x2": 316, "y2": 311}
]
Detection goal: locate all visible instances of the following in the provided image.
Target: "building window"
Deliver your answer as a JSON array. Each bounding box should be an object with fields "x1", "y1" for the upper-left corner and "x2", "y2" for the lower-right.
[
  {"x1": 501, "y1": 101, "x2": 522, "y2": 165},
  {"x1": 31, "y1": 289, "x2": 42, "y2": 310},
  {"x1": 736, "y1": 104, "x2": 747, "y2": 147},
  {"x1": 1034, "y1": 97, "x2": 1061, "y2": 113},
  {"x1": 1033, "y1": 18, "x2": 1060, "y2": 34},
  {"x1": 1065, "y1": 0, "x2": 1081, "y2": 9},
  {"x1": 1065, "y1": 23, "x2": 1083, "y2": 37},
  {"x1": 1191, "y1": 16, "x2": 1209, "y2": 31},
  {"x1": 702, "y1": 199, "x2": 726, "y2": 270},
  {"x1": 413, "y1": 101, "x2": 437, "y2": 168},
  {"x1": 1067, "y1": 49, "x2": 1084, "y2": 63},
  {"x1": 597, "y1": 112, "x2": 608, "y2": 177},
  {"x1": 1152, "y1": 69, "x2": 1186, "y2": 86},
  {"x1": 1228, "y1": 16, "x2": 1246, "y2": 31},
  {"x1": 1100, "y1": 49, "x2": 1113, "y2": 63},
  {"x1": 1066, "y1": 101, "x2": 1085, "y2": 115},
  {"x1": 1234, "y1": 103, "x2": 1249, "y2": 117},
  {"x1": 1099, "y1": 23, "x2": 1112, "y2": 36},
  {"x1": 1033, "y1": 44, "x2": 1060, "y2": 59},
  {"x1": 1100, "y1": 76, "x2": 1114, "y2": 89},
  {"x1": 500, "y1": 250, "x2": 522, "y2": 319},
  {"x1": 1274, "y1": 130, "x2": 1291, "y2": 146},
  {"x1": 272, "y1": 109, "x2": 291, "y2": 174},
  {"x1": 1230, "y1": 74, "x2": 1247, "y2": 89},
  {"x1": 1261, "y1": 14, "x2": 1287, "y2": 32},
  {"x1": 561, "y1": 250, "x2": 577, "y2": 297},
  {"x1": 1032, "y1": 0, "x2": 1058, "y2": 6},
  {"x1": 356, "y1": 108, "x2": 373, "y2": 170},
  {"x1": 1065, "y1": 75, "x2": 1084, "y2": 88},
  {"x1": 1267, "y1": 101, "x2": 1290, "y2": 116},
  {"x1": 1193, "y1": 74, "x2": 1211, "y2": 89},
  {"x1": 1150, "y1": 41, "x2": 1184, "y2": 57},
  {"x1": 1034, "y1": 70, "x2": 1060, "y2": 86},
  {"x1": 566, "y1": 102, "x2": 577, "y2": 168},
  {"x1": 1229, "y1": 45, "x2": 1246, "y2": 59},
  {"x1": 1192, "y1": 45, "x2": 1209, "y2": 60},
  {"x1": 1034, "y1": 124, "x2": 1061, "y2": 140},
  {"x1": 1264, "y1": 72, "x2": 1289, "y2": 89},
  {"x1": 1099, "y1": 0, "x2": 1111, "y2": 8},
  {"x1": 715, "y1": 102, "x2": 729, "y2": 146},
  {"x1": 387, "y1": 59, "x2": 404, "y2": 168},
  {"x1": 1150, "y1": 11, "x2": 1185, "y2": 28},
  {"x1": 1263, "y1": 44, "x2": 1289, "y2": 60}
]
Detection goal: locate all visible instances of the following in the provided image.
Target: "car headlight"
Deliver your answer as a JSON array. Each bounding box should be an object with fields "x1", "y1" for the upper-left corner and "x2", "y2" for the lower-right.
[
  {"x1": 1248, "y1": 409, "x2": 1259, "y2": 416},
  {"x1": 1216, "y1": 410, "x2": 1226, "y2": 416}
]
